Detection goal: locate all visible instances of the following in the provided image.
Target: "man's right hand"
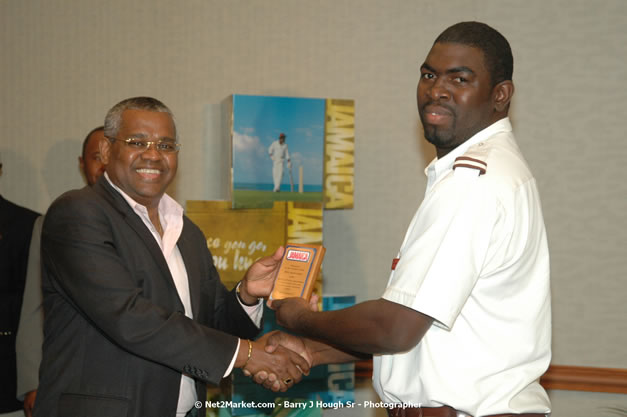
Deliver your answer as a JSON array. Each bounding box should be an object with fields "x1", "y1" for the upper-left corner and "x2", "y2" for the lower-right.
[
  {"x1": 237, "y1": 338, "x2": 310, "y2": 392},
  {"x1": 252, "y1": 331, "x2": 314, "y2": 391},
  {"x1": 262, "y1": 331, "x2": 313, "y2": 364}
]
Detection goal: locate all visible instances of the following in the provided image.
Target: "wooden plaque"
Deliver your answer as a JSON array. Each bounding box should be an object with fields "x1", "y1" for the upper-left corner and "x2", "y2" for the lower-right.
[{"x1": 270, "y1": 243, "x2": 325, "y2": 301}]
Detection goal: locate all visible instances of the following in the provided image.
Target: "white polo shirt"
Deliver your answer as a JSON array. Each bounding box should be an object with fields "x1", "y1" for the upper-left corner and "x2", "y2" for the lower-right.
[{"x1": 373, "y1": 118, "x2": 551, "y2": 416}]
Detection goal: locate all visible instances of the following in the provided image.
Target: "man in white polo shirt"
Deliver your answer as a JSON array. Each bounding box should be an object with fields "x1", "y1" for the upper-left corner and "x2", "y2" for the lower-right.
[{"x1": 266, "y1": 22, "x2": 551, "y2": 417}]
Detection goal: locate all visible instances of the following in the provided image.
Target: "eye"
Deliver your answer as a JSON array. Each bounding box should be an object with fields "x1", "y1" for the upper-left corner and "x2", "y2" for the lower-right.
[
  {"x1": 126, "y1": 139, "x2": 147, "y2": 148},
  {"x1": 157, "y1": 141, "x2": 178, "y2": 152},
  {"x1": 453, "y1": 76, "x2": 468, "y2": 83},
  {"x1": 421, "y1": 72, "x2": 435, "y2": 80}
]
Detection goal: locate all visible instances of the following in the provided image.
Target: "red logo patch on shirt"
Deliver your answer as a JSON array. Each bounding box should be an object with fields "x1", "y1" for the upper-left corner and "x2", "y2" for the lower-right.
[{"x1": 391, "y1": 258, "x2": 400, "y2": 270}]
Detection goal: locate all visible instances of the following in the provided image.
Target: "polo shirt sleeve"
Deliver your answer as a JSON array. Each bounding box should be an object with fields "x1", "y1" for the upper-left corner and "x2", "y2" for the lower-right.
[{"x1": 382, "y1": 174, "x2": 503, "y2": 330}]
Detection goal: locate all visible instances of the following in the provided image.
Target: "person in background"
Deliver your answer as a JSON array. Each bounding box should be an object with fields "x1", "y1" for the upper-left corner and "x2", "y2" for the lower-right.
[
  {"x1": 78, "y1": 126, "x2": 106, "y2": 186},
  {"x1": 0, "y1": 155, "x2": 40, "y2": 417},
  {"x1": 264, "y1": 21, "x2": 551, "y2": 417},
  {"x1": 15, "y1": 125, "x2": 108, "y2": 417}
]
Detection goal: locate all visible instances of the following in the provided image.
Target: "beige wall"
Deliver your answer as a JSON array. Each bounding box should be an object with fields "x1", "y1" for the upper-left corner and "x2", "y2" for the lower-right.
[{"x1": 1, "y1": 1, "x2": 625, "y2": 415}]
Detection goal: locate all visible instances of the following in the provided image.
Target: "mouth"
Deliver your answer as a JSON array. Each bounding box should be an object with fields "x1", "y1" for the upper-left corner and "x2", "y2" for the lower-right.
[
  {"x1": 135, "y1": 168, "x2": 162, "y2": 180},
  {"x1": 422, "y1": 104, "x2": 454, "y2": 125}
]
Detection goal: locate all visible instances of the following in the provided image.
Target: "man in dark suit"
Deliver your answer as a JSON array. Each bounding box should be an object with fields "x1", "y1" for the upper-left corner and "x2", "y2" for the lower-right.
[
  {"x1": 34, "y1": 97, "x2": 308, "y2": 417},
  {"x1": 0, "y1": 158, "x2": 40, "y2": 417}
]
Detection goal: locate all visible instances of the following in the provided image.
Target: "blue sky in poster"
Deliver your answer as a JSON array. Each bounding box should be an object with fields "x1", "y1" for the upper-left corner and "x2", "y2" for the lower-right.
[{"x1": 232, "y1": 95, "x2": 325, "y2": 188}]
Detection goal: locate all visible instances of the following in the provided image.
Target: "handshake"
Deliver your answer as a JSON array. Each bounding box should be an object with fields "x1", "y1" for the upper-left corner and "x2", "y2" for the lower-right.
[
  {"x1": 233, "y1": 291, "x2": 324, "y2": 393},
  {"x1": 235, "y1": 250, "x2": 338, "y2": 392},
  {"x1": 237, "y1": 330, "x2": 315, "y2": 392}
]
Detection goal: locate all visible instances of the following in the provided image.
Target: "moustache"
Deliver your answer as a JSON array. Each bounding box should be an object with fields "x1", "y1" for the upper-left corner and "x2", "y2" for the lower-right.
[{"x1": 420, "y1": 101, "x2": 455, "y2": 116}]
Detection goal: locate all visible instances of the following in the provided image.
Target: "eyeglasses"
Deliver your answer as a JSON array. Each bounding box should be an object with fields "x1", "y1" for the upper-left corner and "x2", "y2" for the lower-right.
[{"x1": 107, "y1": 137, "x2": 181, "y2": 153}]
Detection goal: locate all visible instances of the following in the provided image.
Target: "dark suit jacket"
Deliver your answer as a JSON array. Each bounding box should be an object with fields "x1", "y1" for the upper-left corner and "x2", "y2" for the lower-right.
[
  {"x1": 0, "y1": 195, "x2": 39, "y2": 413},
  {"x1": 34, "y1": 177, "x2": 259, "y2": 417}
]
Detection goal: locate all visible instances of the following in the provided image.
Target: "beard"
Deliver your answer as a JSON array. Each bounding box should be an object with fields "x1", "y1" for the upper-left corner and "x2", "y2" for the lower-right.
[
  {"x1": 420, "y1": 113, "x2": 458, "y2": 149},
  {"x1": 424, "y1": 126, "x2": 451, "y2": 147}
]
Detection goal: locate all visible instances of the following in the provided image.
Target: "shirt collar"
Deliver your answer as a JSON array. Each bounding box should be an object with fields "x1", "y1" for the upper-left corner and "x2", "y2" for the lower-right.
[
  {"x1": 424, "y1": 117, "x2": 512, "y2": 183},
  {"x1": 104, "y1": 172, "x2": 183, "y2": 220}
]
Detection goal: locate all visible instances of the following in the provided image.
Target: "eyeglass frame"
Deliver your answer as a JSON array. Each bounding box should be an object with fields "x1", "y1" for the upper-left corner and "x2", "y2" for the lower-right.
[{"x1": 105, "y1": 136, "x2": 181, "y2": 153}]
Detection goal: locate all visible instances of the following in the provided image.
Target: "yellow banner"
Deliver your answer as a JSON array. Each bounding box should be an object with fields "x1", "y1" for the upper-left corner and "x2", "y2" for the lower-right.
[
  {"x1": 186, "y1": 201, "x2": 323, "y2": 292},
  {"x1": 287, "y1": 201, "x2": 323, "y2": 296},
  {"x1": 324, "y1": 99, "x2": 355, "y2": 209}
]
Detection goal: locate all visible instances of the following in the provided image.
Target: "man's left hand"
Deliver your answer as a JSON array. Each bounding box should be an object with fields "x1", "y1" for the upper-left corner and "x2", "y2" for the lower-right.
[
  {"x1": 268, "y1": 297, "x2": 313, "y2": 331},
  {"x1": 239, "y1": 246, "x2": 285, "y2": 304}
]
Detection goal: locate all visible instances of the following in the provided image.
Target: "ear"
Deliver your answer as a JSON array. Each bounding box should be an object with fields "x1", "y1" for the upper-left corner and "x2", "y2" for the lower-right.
[
  {"x1": 492, "y1": 80, "x2": 514, "y2": 112},
  {"x1": 78, "y1": 156, "x2": 84, "y2": 170},
  {"x1": 99, "y1": 137, "x2": 111, "y2": 165}
]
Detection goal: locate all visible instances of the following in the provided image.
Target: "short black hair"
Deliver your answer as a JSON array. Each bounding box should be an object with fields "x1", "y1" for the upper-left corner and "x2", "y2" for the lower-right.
[
  {"x1": 82, "y1": 126, "x2": 104, "y2": 159},
  {"x1": 434, "y1": 21, "x2": 513, "y2": 86}
]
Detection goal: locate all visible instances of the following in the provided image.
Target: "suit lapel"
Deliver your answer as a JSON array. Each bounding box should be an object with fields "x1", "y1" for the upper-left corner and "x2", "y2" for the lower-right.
[{"x1": 177, "y1": 219, "x2": 201, "y2": 320}]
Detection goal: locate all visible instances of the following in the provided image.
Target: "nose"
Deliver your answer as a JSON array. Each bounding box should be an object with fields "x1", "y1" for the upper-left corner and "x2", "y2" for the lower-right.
[
  {"x1": 425, "y1": 77, "x2": 449, "y2": 101},
  {"x1": 141, "y1": 143, "x2": 162, "y2": 160}
]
